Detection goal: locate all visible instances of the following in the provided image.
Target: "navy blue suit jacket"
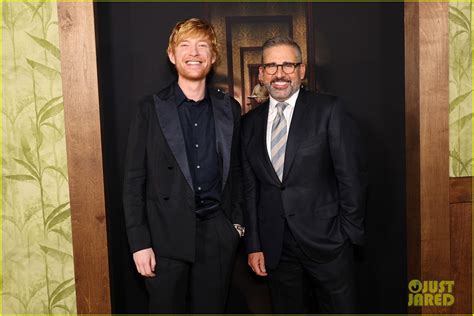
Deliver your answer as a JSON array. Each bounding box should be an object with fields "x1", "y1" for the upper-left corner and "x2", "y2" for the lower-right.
[{"x1": 241, "y1": 89, "x2": 367, "y2": 268}]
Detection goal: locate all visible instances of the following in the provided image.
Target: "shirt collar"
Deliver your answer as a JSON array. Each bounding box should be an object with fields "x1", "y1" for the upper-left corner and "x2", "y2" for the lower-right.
[
  {"x1": 175, "y1": 82, "x2": 210, "y2": 107},
  {"x1": 269, "y1": 88, "x2": 300, "y2": 111}
]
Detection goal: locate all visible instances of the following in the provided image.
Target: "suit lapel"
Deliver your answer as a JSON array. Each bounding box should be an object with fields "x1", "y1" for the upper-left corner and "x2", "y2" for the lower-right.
[
  {"x1": 257, "y1": 103, "x2": 281, "y2": 184},
  {"x1": 211, "y1": 92, "x2": 233, "y2": 190},
  {"x1": 153, "y1": 93, "x2": 194, "y2": 192},
  {"x1": 283, "y1": 89, "x2": 309, "y2": 181}
]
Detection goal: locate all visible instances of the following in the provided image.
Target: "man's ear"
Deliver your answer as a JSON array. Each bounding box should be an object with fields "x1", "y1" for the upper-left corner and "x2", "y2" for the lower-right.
[
  {"x1": 258, "y1": 66, "x2": 264, "y2": 82},
  {"x1": 168, "y1": 48, "x2": 176, "y2": 65},
  {"x1": 211, "y1": 52, "x2": 216, "y2": 65},
  {"x1": 299, "y1": 63, "x2": 306, "y2": 80}
]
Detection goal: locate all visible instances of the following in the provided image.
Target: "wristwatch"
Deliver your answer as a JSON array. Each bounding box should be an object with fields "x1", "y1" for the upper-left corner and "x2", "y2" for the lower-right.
[{"x1": 233, "y1": 224, "x2": 245, "y2": 237}]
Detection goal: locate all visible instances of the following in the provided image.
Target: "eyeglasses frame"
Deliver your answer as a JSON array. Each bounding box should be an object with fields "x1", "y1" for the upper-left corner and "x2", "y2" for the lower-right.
[{"x1": 261, "y1": 62, "x2": 303, "y2": 75}]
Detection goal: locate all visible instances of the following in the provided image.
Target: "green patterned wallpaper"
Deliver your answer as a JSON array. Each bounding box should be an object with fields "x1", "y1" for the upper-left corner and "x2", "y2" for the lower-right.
[
  {"x1": 2, "y1": 2, "x2": 76, "y2": 314},
  {"x1": 449, "y1": 1, "x2": 472, "y2": 177}
]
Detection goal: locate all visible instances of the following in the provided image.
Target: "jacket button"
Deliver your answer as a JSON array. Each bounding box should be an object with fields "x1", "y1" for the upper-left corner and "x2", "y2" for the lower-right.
[
  {"x1": 280, "y1": 186, "x2": 286, "y2": 191},
  {"x1": 168, "y1": 166, "x2": 174, "y2": 170},
  {"x1": 163, "y1": 196, "x2": 170, "y2": 201}
]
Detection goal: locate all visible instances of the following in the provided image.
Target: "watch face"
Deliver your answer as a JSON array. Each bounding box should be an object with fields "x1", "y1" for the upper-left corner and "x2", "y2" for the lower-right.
[{"x1": 232, "y1": 224, "x2": 244, "y2": 237}]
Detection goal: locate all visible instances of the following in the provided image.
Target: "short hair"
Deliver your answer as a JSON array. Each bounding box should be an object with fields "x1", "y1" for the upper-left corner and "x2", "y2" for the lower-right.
[
  {"x1": 261, "y1": 36, "x2": 303, "y2": 63},
  {"x1": 167, "y1": 18, "x2": 219, "y2": 62}
]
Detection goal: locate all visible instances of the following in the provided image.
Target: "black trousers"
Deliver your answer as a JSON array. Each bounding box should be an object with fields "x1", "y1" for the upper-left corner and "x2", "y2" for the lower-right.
[
  {"x1": 267, "y1": 222, "x2": 356, "y2": 314},
  {"x1": 144, "y1": 212, "x2": 240, "y2": 313}
]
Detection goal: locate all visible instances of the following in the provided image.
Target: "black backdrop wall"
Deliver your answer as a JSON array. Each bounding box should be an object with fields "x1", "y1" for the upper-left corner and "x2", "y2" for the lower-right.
[{"x1": 95, "y1": 2, "x2": 406, "y2": 313}]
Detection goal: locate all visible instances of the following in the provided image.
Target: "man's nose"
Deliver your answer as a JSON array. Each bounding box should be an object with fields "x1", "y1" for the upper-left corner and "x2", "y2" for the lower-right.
[
  {"x1": 189, "y1": 44, "x2": 199, "y2": 56},
  {"x1": 275, "y1": 65, "x2": 285, "y2": 77}
]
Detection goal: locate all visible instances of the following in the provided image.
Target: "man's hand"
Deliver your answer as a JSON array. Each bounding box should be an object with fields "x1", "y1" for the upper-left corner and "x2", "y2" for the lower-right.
[
  {"x1": 248, "y1": 252, "x2": 267, "y2": 276},
  {"x1": 133, "y1": 248, "x2": 156, "y2": 277}
]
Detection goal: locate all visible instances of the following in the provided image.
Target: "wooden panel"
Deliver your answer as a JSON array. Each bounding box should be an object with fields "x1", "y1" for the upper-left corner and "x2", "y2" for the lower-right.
[
  {"x1": 418, "y1": 1, "x2": 450, "y2": 283},
  {"x1": 57, "y1": 2, "x2": 111, "y2": 313},
  {"x1": 449, "y1": 177, "x2": 472, "y2": 204},
  {"x1": 450, "y1": 202, "x2": 472, "y2": 313},
  {"x1": 405, "y1": 2, "x2": 450, "y2": 314}
]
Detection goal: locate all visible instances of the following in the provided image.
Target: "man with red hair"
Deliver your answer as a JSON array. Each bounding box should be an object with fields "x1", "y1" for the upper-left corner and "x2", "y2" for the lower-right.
[{"x1": 123, "y1": 18, "x2": 243, "y2": 313}]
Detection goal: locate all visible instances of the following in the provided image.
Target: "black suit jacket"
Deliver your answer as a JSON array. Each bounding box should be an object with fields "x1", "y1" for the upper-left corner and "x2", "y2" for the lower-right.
[
  {"x1": 241, "y1": 89, "x2": 367, "y2": 268},
  {"x1": 123, "y1": 83, "x2": 242, "y2": 262}
]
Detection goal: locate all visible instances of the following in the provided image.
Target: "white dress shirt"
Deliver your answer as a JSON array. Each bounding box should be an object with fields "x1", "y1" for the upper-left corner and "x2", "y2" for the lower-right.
[{"x1": 266, "y1": 89, "x2": 300, "y2": 160}]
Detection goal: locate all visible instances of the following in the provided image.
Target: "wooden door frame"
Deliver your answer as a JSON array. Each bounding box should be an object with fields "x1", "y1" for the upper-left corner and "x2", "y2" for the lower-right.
[
  {"x1": 405, "y1": 2, "x2": 471, "y2": 313},
  {"x1": 57, "y1": 2, "x2": 111, "y2": 313}
]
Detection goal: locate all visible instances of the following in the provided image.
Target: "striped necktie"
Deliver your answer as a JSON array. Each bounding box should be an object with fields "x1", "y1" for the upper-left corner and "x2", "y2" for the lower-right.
[{"x1": 271, "y1": 102, "x2": 289, "y2": 181}]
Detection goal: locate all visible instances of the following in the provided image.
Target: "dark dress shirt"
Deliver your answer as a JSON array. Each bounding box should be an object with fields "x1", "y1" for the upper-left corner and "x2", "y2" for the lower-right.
[{"x1": 175, "y1": 84, "x2": 222, "y2": 217}]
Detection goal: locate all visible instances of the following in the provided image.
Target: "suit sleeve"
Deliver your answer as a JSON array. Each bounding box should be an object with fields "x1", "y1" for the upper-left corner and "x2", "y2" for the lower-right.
[
  {"x1": 229, "y1": 98, "x2": 244, "y2": 225},
  {"x1": 328, "y1": 99, "x2": 368, "y2": 245},
  {"x1": 241, "y1": 115, "x2": 262, "y2": 253},
  {"x1": 122, "y1": 99, "x2": 153, "y2": 254}
]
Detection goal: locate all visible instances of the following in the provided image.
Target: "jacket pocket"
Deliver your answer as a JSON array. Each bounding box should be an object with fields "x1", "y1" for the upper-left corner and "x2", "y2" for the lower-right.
[
  {"x1": 298, "y1": 134, "x2": 326, "y2": 153},
  {"x1": 314, "y1": 201, "x2": 339, "y2": 219},
  {"x1": 147, "y1": 192, "x2": 170, "y2": 202}
]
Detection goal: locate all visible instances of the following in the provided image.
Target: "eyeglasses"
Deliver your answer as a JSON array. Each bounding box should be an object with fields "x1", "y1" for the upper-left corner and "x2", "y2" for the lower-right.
[{"x1": 262, "y1": 62, "x2": 302, "y2": 75}]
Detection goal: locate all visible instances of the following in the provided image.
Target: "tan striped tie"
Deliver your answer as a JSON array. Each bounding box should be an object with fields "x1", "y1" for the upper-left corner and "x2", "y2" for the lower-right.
[{"x1": 271, "y1": 102, "x2": 289, "y2": 181}]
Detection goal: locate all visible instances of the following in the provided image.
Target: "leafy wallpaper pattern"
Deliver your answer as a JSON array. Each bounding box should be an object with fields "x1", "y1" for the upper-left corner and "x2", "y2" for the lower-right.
[
  {"x1": 2, "y1": 2, "x2": 76, "y2": 314},
  {"x1": 449, "y1": 2, "x2": 472, "y2": 177}
]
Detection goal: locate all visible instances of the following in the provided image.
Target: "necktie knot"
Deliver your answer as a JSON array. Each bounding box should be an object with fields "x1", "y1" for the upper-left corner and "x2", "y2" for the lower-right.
[{"x1": 276, "y1": 102, "x2": 288, "y2": 114}]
